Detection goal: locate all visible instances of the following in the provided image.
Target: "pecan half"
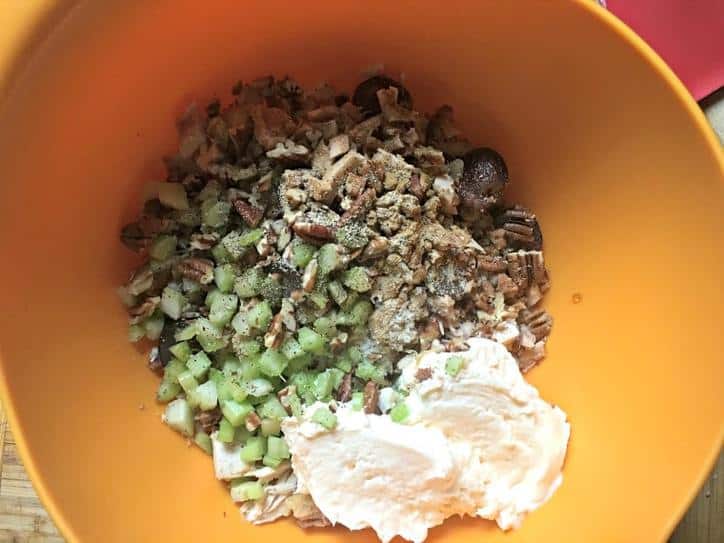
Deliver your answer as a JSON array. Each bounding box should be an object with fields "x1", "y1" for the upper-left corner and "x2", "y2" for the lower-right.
[
  {"x1": 292, "y1": 222, "x2": 334, "y2": 244},
  {"x1": 196, "y1": 408, "x2": 222, "y2": 434},
  {"x1": 494, "y1": 206, "x2": 543, "y2": 250},
  {"x1": 363, "y1": 381, "x2": 379, "y2": 414},
  {"x1": 518, "y1": 308, "x2": 553, "y2": 341},
  {"x1": 233, "y1": 199, "x2": 264, "y2": 226},
  {"x1": 177, "y1": 257, "x2": 214, "y2": 284},
  {"x1": 189, "y1": 232, "x2": 219, "y2": 250}
]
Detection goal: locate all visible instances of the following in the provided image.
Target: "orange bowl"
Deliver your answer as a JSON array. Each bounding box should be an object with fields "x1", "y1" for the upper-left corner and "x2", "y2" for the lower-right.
[{"x1": 0, "y1": 1, "x2": 722, "y2": 542}]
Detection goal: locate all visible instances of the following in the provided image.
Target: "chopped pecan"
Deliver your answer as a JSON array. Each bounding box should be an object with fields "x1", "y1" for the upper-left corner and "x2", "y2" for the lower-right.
[
  {"x1": 195, "y1": 408, "x2": 222, "y2": 434},
  {"x1": 358, "y1": 237, "x2": 389, "y2": 262},
  {"x1": 330, "y1": 332, "x2": 348, "y2": 354},
  {"x1": 264, "y1": 313, "x2": 285, "y2": 349},
  {"x1": 292, "y1": 222, "x2": 335, "y2": 244},
  {"x1": 126, "y1": 266, "x2": 154, "y2": 296},
  {"x1": 340, "y1": 188, "x2": 376, "y2": 225},
  {"x1": 310, "y1": 151, "x2": 366, "y2": 204},
  {"x1": 506, "y1": 250, "x2": 549, "y2": 293},
  {"x1": 517, "y1": 340, "x2": 546, "y2": 373},
  {"x1": 128, "y1": 296, "x2": 160, "y2": 323},
  {"x1": 415, "y1": 367, "x2": 433, "y2": 381},
  {"x1": 233, "y1": 199, "x2": 264, "y2": 226},
  {"x1": 518, "y1": 308, "x2": 553, "y2": 341},
  {"x1": 245, "y1": 411, "x2": 262, "y2": 432},
  {"x1": 336, "y1": 373, "x2": 352, "y2": 402},
  {"x1": 329, "y1": 134, "x2": 350, "y2": 159},
  {"x1": 250, "y1": 105, "x2": 296, "y2": 150},
  {"x1": 496, "y1": 273, "x2": 520, "y2": 301},
  {"x1": 363, "y1": 381, "x2": 379, "y2": 414},
  {"x1": 177, "y1": 257, "x2": 214, "y2": 284},
  {"x1": 302, "y1": 259, "x2": 318, "y2": 292},
  {"x1": 296, "y1": 511, "x2": 331, "y2": 529},
  {"x1": 189, "y1": 232, "x2": 219, "y2": 250},
  {"x1": 494, "y1": 206, "x2": 543, "y2": 250}
]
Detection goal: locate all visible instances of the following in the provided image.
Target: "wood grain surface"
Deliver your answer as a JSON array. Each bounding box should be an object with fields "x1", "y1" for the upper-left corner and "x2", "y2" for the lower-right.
[{"x1": 0, "y1": 399, "x2": 720, "y2": 542}]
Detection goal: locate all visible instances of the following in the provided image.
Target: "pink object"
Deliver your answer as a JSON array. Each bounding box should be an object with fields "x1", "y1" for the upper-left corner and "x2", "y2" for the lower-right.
[{"x1": 606, "y1": 0, "x2": 724, "y2": 100}]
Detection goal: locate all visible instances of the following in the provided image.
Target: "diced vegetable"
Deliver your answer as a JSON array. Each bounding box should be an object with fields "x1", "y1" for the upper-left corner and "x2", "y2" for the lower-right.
[
  {"x1": 214, "y1": 264, "x2": 237, "y2": 293},
  {"x1": 231, "y1": 313, "x2": 252, "y2": 335},
  {"x1": 342, "y1": 267, "x2": 372, "y2": 292},
  {"x1": 234, "y1": 338, "x2": 262, "y2": 358},
  {"x1": 390, "y1": 401, "x2": 410, "y2": 423},
  {"x1": 221, "y1": 399, "x2": 254, "y2": 427},
  {"x1": 194, "y1": 431, "x2": 213, "y2": 454},
  {"x1": 292, "y1": 241, "x2": 316, "y2": 268},
  {"x1": 297, "y1": 327, "x2": 325, "y2": 354},
  {"x1": 211, "y1": 242, "x2": 233, "y2": 264},
  {"x1": 317, "y1": 244, "x2": 342, "y2": 275},
  {"x1": 238, "y1": 228, "x2": 264, "y2": 247},
  {"x1": 308, "y1": 291, "x2": 329, "y2": 310},
  {"x1": 311, "y1": 406, "x2": 337, "y2": 430},
  {"x1": 230, "y1": 480, "x2": 264, "y2": 502},
  {"x1": 177, "y1": 370, "x2": 199, "y2": 393},
  {"x1": 201, "y1": 199, "x2": 231, "y2": 228},
  {"x1": 209, "y1": 293, "x2": 238, "y2": 327},
  {"x1": 355, "y1": 360, "x2": 386, "y2": 384},
  {"x1": 313, "y1": 316, "x2": 337, "y2": 339},
  {"x1": 337, "y1": 300, "x2": 373, "y2": 326},
  {"x1": 163, "y1": 359, "x2": 187, "y2": 382},
  {"x1": 257, "y1": 396, "x2": 288, "y2": 421},
  {"x1": 239, "y1": 436, "x2": 266, "y2": 462},
  {"x1": 280, "y1": 337, "x2": 304, "y2": 360},
  {"x1": 244, "y1": 378, "x2": 273, "y2": 397},
  {"x1": 208, "y1": 367, "x2": 224, "y2": 386},
  {"x1": 327, "y1": 280, "x2": 348, "y2": 306},
  {"x1": 218, "y1": 378, "x2": 247, "y2": 403},
  {"x1": 327, "y1": 368, "x2": 345, "y2": 390},
  {"x1": 156, "y1": 379, "x2": 181, "y2": 403},
  {"x1": 128, "y1": 324, "x2": 145, "y2": 342},
  {"x1": 266, "y1": 436, "x2": 290, "y2": 459},
  {"x1": 261, "y1": 418, "x2": 282, "y2": 436},
  {"x1": 246, "y1": 300, "x2": 272, "y2": 330},
  {"x1": 149, "y1": 235, "x2": 177, "y2": 261},
  {"x1": 238, "y1": 357, "x2": 262, "y2": 381},
  {"x1": 186, "y1": 351, "x2": 212, "y2": 379},
  {"x1": 174, "y1": 321, "x2": 197, "y2": 341},
  {"x1": 168, "y1": 341, "x2": 192, "y2": 362},
  {"x1": 160, "y1": 286, "x2": 187, "y2": 320},
  {"x1": 163, "y1": 398, "x2": 194, "y2": 437},
  {"x1": 259, "y1": 349, "x2": 288, "y2": 377},
  {"x1": 350, "y1": 391, "x2": 364, "y2": 411},
  {"x1": 199, "y1": 180, "x2": 221, "y2": 202},
  {"x1": 234, "y1": 268, "x2": 265, "y2": 298},
  {"x1": 158, "y1": 182, "x2": 189, "y2": 210},
  {"x1": 205, "y1": 288, "x2": 222, "y2": 308},
  {"x1": 445, "y1": 356, "x2": 465, "y2": 376},
  {"x1": 262, "y1": 454, "x2": 283, "y2": 468},
  {"x1": 218, "y1": 418, "x2": 235, "y2": 443},
  {"x1": 144, "y1": 314, "x2": 165, "y2": 341},
  {"x1": 195, "y1": 380, "x2": 218, "y2": 411},
  {"x1": 195, "y1": 318, "x2": 227, "y2": 352},
  {"x1": 313, "y1": 371, "x2": 335, "y2": 401}
]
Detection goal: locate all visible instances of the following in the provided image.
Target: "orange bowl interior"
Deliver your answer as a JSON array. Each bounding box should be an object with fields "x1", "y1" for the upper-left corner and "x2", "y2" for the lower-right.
[{"x1": 0, "y1": 1, "x2": 722, "y2": 542}]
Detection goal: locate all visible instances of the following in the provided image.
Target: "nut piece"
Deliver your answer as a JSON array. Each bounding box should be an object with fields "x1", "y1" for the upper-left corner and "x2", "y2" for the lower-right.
[
  {"x1": 336, "y1": 373, "x2": 352, "y2": 402},
  {"x1": 494, "y1": 206, "x2": 543, "y2": 250},
  {"x1": 352, "y1": 75, "x2": 412, "y2": 116},
  {"x1": 245, "y1": 411, "x2": 262, "y2": 432},
  {"x1": 458, "y1": 147, "x2": 508, "y2": 210},
  {"x1": 264, "y1": 313, "x2": 285, "y2": 349},
  {"x1": 177, "y1": 257, "x2": 214, "y2": 284},
  {"x1": 233, "y1": 199, "x2": 265, "y2": 227},
  {"x1": 363, "y1": 381, "x2": 380, "y2": 414},
  {"x1": 310, "y1": 151, "x2": 365, "y2": 204},
  {"x1": 302, "y1": 259, "x2": 318, "y2": 292},
  {"x1": 293, "y1": 222, "x2": 335, "y2": 245},
  {"x1": 195, "y1": 408, "x2": 222, "y2": 434},
  {"x1": 128, "y1": 296, "x2": 161, "y2": 323},
  {"x1": 415, "y1": 367, "x2": 433, "y2": 381},
  {"x1": 329, "y1": 134, "x2": 350, "y2": 159},
  {"x1": 190, "y1": 232, "x2": 220, "y2": 250}
]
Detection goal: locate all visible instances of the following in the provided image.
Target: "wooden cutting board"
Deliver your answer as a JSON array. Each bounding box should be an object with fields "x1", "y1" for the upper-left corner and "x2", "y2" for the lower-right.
[{"x1": 0, "y1": 399, "x2": 720, "y2": 542}]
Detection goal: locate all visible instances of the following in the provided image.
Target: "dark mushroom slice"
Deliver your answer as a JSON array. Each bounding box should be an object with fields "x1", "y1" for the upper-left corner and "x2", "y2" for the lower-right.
[
  {"x1": 352, "y1": 76, "x2": 413, "y2": 116},
  {"x1": 494, "y1": 206, "x2": 543, "y2": 250},
  {"x1": 458, "y1": 147, "x2": 509, "y2": 210}
]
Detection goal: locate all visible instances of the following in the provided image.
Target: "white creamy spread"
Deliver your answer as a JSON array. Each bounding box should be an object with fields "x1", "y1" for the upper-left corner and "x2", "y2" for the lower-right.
[{"x1": 281, "y1": 338, "x2": 570, "y2": 543}]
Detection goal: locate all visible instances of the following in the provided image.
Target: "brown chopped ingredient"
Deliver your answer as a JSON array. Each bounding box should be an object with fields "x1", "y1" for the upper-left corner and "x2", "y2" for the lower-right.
[
  {"x1": 415, "y1": 367, "x2": 433, "y2": 381},
  {"x1": 494, "y1": 206, "x2": 543, "y2": 250},
  {"x1": 189, "y1": 232, "x2": 219, "y2": 250},
  {"x1": 233, "y1": 199, "x2": 264, "y2": 226},
  {"x1": 128, "y1": 296, "x2": 160, "y2": 323},
  {"x1": 340, "y1": 188, "x2": 376, "y2": 225},
  {"x1": 518, "y1": 308, "x2": 553, "y2": 341},
  {"x1": 363, "y1": 381, "x2": 379, "y2": 414},
  {"x1": 264, "y1": 313, "x2": 285, "y2": 349},
  {"x1": 177, "y1": 257, "x2": 214, "y2": 284},
  {"x1": 245, "y1": 411, "x2": 262, "y2": 432},
  {"x1": 336, "y1": 373, "x2": 352, "y2": 402},
  {"x1": 196, "y1": 408, "x2": 222, "y2": 434},
  {"x1": 147, "y1": 347, "x2": 163, "y2": 374},
  {"x1": 292, "y1": 222, "x2": 334, "y2": 244},
  {"x1": 352, "y1": 75, "x2": 412, "y2": 116}
]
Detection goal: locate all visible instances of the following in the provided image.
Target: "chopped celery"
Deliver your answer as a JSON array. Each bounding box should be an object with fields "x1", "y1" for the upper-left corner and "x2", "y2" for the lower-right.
[
  {"x1": 234, "y1": 339, "x2": 261, "y2": 358},
  {"x1": 194, "y1": 431, "x2": 213, "y2": 454},
  {"x1": 335, "y1": 356, "x2": 352, "y2": 373},
  {"x1": 445, "y1": 356, "x2": 465, "y2": 376},
  {"x1": 163, "y1": 398, "x2": 194, "y2": 437},
  {"x1": 195, "y1": 380, "x2": 218, "y2": 411},
  {"x1": 160, "y1": 287, "x2": 187, "y2": 320},
  {"x1": 266, "y1": 436, "x2": 290, "y2": 459},
  {"x1": 235, "y1": 426, "x2": 252, "y2": 444},
  {"x1": 313, "y1": 316, "x2": 337, "y2": 339},
  {"x1": 257, "y1": 396, "x2": 288, "y2": 420},
  {"x1": 214, "y1": 264, "x2": 237, "y2": 293},
  {"x1": 201, "y1": 199, "x2": 231, "y2": 228},
  {"x1": 209, "y1": 293, "x2": 239, "y2": 327},
  {"x1": 355, "y1": 361, "x2": 386, "y2": 384},
  {"x1": 291, "y1": 241, "x2": 316, "y2": 268},
  {"x1": 128, "y1": 324, "x2": 145, "y2": 342},
  {"x1": 231, "y1": 313, "x2": 252, "y2": 335},
  {"x1": 339, "y1": 290, "x2": 359, "y2": 311},
  {"x1": 221, "y1": 357, "x2": 241, "y2": 374},
  {"x1": 311, "y1": 406, "x2": 337, "y2": 430},
  {"x1": 230, "y1": 480, "x2": 264, "y2": 502},
  {"x1": 247, "y1": 300, "x2": 272, "y2": 330},
  {"x1": 186, "y1": 351, "x2": 212, "y2": 379},
  {"x1": 350, "y1": 391, "x2": 364, "y2": 411},
  {"x1": 163, "y1": 359, "x2": 187, "y2": 383},
  {"x1": 313, "y1": 371, "x2": 335, "y2": 400},
  {"x1": 174, "y1": 321, "x2": 197, "y2": 341},
  {"x1": 327, "y1": 280, "x2": 348, "y2": 306},
  {"x1": 290, "y1": 372, "x2": 316, "y2": 404},
  {"x1": 168, "y1": 341, "x2": 191, "y2": 362},
  {"x1": 297, "y1": 327, "x2": 325, "y2": 354},
  {"x1": 238, "y1": 357, "x2": 262, "y2": 380},
  {"x1": 261, "y1": 418, "x2": 281, "y2": 436},
  {"x1": 211, "y1": 242, "x2": 233, "y2": 264},
  {"x1": 259, "y1": 276, "x2": 284, "y2": 308},
  {"x1": 239, "y1": 436, "x2": 266, "y2": 462},
  {"x1": 243, "y1": 377, "x2": 273, "y2": 397},
  {"x1": 349, "y1": 300, "x2": 373, "y2": 325},
  {"x1": 317, "y1": 243, "x2": 342, "y2": 275},
  {"x1": 208, "y1": 367, "x2": 224, "y2": 386},
  {"x1": 195, "y1": 318, "x2": 227, "y2": 352},
  {"x1": 308, "y1": 291, "x2": 329, "y2": 310},
  {"x1": 342, "y1": 267, "x2": 372, "y2": 292},
  {"x1": 177, "y1": 370, "x2": 199, "y2": 393},
  {"x1": 221, "y1": 399, "x2": 253, "y2": 427},
  {"x1": 205, "y1": 288, "x2": 222, "y2": 308},
  {"x1": 218, "y1": 378, "x2": 247, "y2": 403},
  {"x1": 218, "y1": 417, "x2": 235, "y2": 443},
  {"x1": 280, "y1": 338, "x2": 304, "y2": 360},
  {"x1": 149, "y1": 235, "x2": 177, "y2": 261},
  {"x1": 156, "y1": 379, "x2": 181, "y2": 403},
  {"x1": 221, "y1": 231, "x2": 250, "y2": 261},
  {"x1": 262, "y1": 454, "x2": 283, "y2": 468},
  {"x1": 144, "y1": 314, "x2": 165, "y2": 341},
  {"x1": 328, "y1": 368, "x2": 345, "y2": 390},
  {"x1": 199, "y1": 180, "x2": 221, "y2": 202},
  {"x1": 238, "y1": 228, "x2": 264, "y2": 246},
  {"x1": 286, "y1": 353, "x2": 312, "y2": 374},
  {"x1": 259, "y1": 349, "x2": 288, "y2": 377},
  {"x1": 390, "y1": 401, "x2": 410, "y2": 423},
  {"x1": 286, "y1": 392, "x2": 303, "y2": 418},
  {"x1": 158, "y1": 182, "x2": 189, "y2": 210}
]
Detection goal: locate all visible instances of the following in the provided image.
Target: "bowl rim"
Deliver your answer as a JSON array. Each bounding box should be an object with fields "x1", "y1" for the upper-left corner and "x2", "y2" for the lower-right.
[{"x1": 0, "y1": 1, "x2": 722, "y2": 542}]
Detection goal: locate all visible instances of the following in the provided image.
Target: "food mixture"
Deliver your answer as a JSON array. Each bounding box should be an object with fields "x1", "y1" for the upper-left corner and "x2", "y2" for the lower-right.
[{"x1": 118, "y1": 74, "x2": 568, "y2": 543}]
